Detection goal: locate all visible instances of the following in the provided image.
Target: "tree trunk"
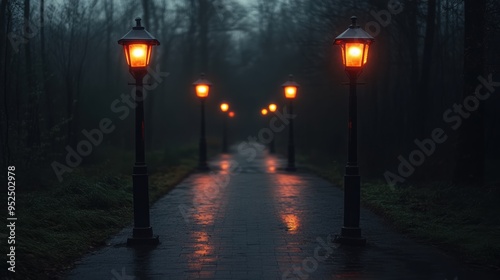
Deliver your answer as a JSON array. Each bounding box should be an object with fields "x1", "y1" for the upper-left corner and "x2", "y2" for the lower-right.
[
  {"x1": 104, "y1": 0, "x2": 113, "y2": 93},
  {"x1": 417, "y1": 0, "x2": 436, "y2": 137},
  {"x1": 453, "y1": 0, "x2": 486, "y2": 186},
  {"x1": 0, "y1": 0, "x2": 10, "y2": 164},
  {"x1": 142, "y1": 0, "x2": 155, "y2": 151},
  {"x1": 185, "y1": 0, "x2": 197, "y2": 78},
  {"x1": 405, "y1": 0, "x2": 420, "y2": 146},
  {"x1": 40, "y1": 0, "x2": 53, "y2": 131},
  {"x1": 199, "y1": 0, "x2": 210, "y2": 73},
  {"x1": 0, "y1": 0, "x2": 8, "y2": 78},
  {"x1": 141, "y1": 0, "x2": 150, "y2": 28},
  {"x1": 24, "y1": 0, "x2": 40, "y2": 147},
  {"x1": 65, "y1": 74, "x2": 74, "y2": 146}
]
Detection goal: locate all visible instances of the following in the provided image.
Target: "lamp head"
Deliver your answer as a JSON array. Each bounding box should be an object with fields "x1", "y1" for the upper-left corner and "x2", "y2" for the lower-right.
[
  {"x1": 118, "y1": 18, "x2": 160, "y2": 77},
  {"x1": 193, "y1": 73, "x2": 212, "y2": 98},
  {"x1": 281, "y1": 74, "x2": 299, "y2": 99},
  {"x1": 333, "y1": 16, "x2": 374, "y2": 71}
]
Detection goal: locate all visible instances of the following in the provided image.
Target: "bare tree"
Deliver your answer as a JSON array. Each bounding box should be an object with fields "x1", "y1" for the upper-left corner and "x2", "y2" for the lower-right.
[
  {"x1": 50, "y1": 0, "x2": 97, "y2": 146},
  {"x1": 0, "y1": 0, "x2": 10, "y2": 164},
  {"x1": 417, "y1": 0, "x2": 437, "y2": 137},
  {"x1": 199, "y1": 0, "x2": 212, "y2": 73},
  {"x1": 24, "y1": 0, "x2": 40, "y2": 146},
  {"x1": 453, "y1": 0, "x2": 486, "y2": 186}
]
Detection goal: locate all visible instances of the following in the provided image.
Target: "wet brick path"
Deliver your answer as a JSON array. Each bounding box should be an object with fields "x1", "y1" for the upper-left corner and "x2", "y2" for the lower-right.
[{"x1": 66, "y1": 146, "x2": 499, "y2": 279}]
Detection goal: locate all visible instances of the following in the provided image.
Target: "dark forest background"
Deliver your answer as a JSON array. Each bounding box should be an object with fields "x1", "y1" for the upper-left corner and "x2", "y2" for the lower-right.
[{"x1": 1, "y1": 0, "x2": 499, "y2": 186}]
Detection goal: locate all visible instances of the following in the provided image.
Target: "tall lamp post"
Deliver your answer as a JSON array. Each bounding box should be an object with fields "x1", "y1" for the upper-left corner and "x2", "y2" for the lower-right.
[
  {"x1": 193, "y1": 74, "x2": 212, "y2": 170},
  {"x1": 260, "y1": 108, "x2": 269, "y2": 151},
  {"x1": 220, "y1": 102, "x2": 229, "y2": 153},
  {"x1": 282, "y1": 75, "x2": 299, "y2": 171},
  {"x1": 228, "y1": 111, "x2": 235, "y2": 147},
  {"x1": 333, "y1": 16, "x2": 374, "y2": 246},
  {"x1": 268, "y1": 103, "x2": 278, "y2": 154},
  {"x1": 118, "y1": 18, "x2": 160, "y2": 246}
]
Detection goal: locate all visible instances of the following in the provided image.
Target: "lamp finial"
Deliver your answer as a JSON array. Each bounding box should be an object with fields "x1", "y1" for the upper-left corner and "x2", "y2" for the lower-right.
[
  {"x1": 135, "y1": 18, "x2": 142, "y2": 27},
  {"x1": 350, "y1": 16, "x2": 358, "y2": 27}
]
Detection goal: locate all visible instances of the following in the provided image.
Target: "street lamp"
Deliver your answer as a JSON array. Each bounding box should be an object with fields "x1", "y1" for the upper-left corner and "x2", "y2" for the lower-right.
[
  {"x1": 229, "y1": 111, "x2": 235, "y2": 118},
  {"x1": 220, "y1": 103, "x2": 229, "y2": 112},
  {"x1": 268, "y1": 103, "x2": 278, "y2": 154},
  {"x1": 333, "y1": 16, "x2": 374, "y2": 246},
  {"x1": 193, "y1": 73, "x2": 212, "y2": 170},
  {"x1": 282, "y1": 75, "x2": 299, "y2": 171},
  {"x1": 118, "y1": 17, "x2": 160, "y2": 246},
  {"x1": 220, "y1": 102, "x2": 229, "y2": 153},
  {"x1": 261, "y1": 108, "x2": 268, "y2": 116}
]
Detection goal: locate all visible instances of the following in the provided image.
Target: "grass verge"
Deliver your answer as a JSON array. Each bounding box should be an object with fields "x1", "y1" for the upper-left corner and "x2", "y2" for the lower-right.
[
  {"x1": 302, "y1": 161, "x2": 500, "y2": 270},
  {"x1": 1, "y1": 147, "x2": 198, "y2": 280}
]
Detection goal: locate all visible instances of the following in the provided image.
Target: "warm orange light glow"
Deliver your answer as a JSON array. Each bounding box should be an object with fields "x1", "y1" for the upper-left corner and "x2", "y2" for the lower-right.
[
  {"x1": 363, "y1": 44, "x2": 369, "y2": 65},
  {"x1": 283, "y1": 214, "x2": 300, "y2": 232},
  {"x1": 118, "y1": 18, "x2": 159, "y2": 72},
  {"x1": 192, "y1": 231, "x2": 212, "y2": 257},
  {"x1": 228, "y1": 111, "x2": 235, "y2": 118},
  {"x1": 266, "y1": 158, "x2": 277, "y2": 173},
  {"x1": 126, "y1": 43, "x2": 149, "y2": 67},
  {"x1": 132, "y1": 46, "x2": 145, "y2": 57},
  {"x1": 220, "y1": 160, "x2": 230, "y2": 172},
  {"x1": 220, "y1": 103, "x2": 229, "y2": 112},
  {"x1": 344, "y1": 43, "x2": 368, "y2": 68},
  {"x1": 189, "y1": 175, "x2": 218, "y2": 268},
  {"x1": 284, "y1": 86, "x2": 297, "y2": 99},
  {"x1": 196, "y1": 84, "x2": 209, "y2": 98},
  {"x1": 274, "y1": 173, "x2": 304, "y2": 235},
  {"x1": 261, "y1": 108, "x2": 268, "y2": 116},
  {"x1": 191, "y1": 176, "x2": 218, "y2": 224},
  {"x1": 269, "y1": 104, "x2": 277, "y2": 112}
]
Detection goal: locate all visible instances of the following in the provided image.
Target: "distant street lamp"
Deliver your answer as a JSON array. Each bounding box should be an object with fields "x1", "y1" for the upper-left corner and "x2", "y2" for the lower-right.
[
  {"x1": 193, "y1": 73, "x2": 212, "y2": 170},
  {"x1": 228, "y1": 111, "x2": 235, "y2": 146},
  {"x1": 333, "y1": 16, "x2": 374, "y2": 246},
  {"x1": 260, "y1": 108, "x2": 272, "y2": 152},
  {"x1": 220, "y1": 102, "x2": 229, "y2": 153},
  {"x1": 220, "y1": 103, "x2": 229, "y2": 112},
  {"x1": 282, "y1": 75, "x2": 299, "y2": 171},
  {"x1": 118, "y1": 17, "x2": 160, "y2": 246},
  {"x1": 268, "y1": 103, "x2": 278, "y2": 154}
]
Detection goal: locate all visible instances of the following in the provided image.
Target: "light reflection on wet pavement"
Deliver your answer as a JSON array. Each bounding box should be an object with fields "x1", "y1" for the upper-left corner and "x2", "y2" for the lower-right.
[{"x1": 67, "y1": 147, "x2": 500, "y2": 279}]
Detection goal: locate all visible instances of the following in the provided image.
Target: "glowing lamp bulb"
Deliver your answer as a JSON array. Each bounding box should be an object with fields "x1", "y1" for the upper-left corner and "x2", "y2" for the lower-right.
[
  {"x1": 348, "y1": 46, "x2": 361, "y2": 57},
  {"x1": 344, "y1": 43, "x2": 369, "y2": 68},
  {"x1": 132, "y1": 47, "x2": 145, "y2": 57},
  {"x1": 285, "y1": 86, "x2": 297, "y2": 99},
  {"x1": 196, "y1": 85, "x2": 209, "y2": 98},
  {"x1": 126, "y1": 43, "x2": 149, "y2": 67}
]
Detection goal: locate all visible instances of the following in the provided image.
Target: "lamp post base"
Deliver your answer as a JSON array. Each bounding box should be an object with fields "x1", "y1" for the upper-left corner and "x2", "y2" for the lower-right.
[
  {"x1": 334, "y1": 227, "x2": 366, "y2": 246},
  {"x1": 285, "y1": 166, "x2": 296, "y2": 172},
  {"x1": 127, "y1": 227, "x2": 160, "y2": 246},
  {"x1": 127, "y1": 236, "x2": 160, "y2": 246},
  {"x1": 198, "y1": 163, "x2": 210, "y2": 171}
]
